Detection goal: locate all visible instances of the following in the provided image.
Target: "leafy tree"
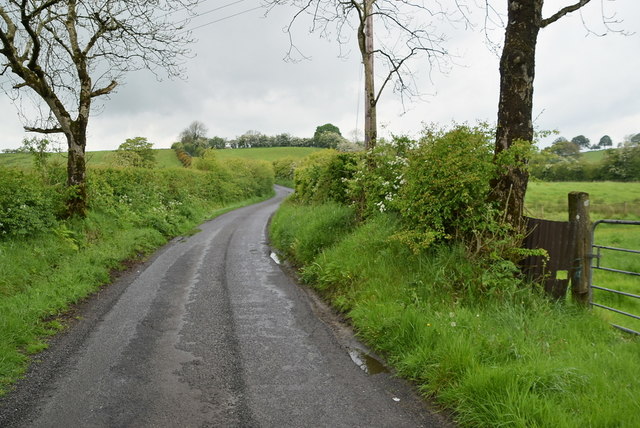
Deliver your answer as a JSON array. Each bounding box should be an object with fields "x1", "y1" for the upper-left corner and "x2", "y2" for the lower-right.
[
  {"x1": 571, "y1": 135, "x2": 591, "y2": 150},
  {"x1": 236, "y1": 130, "x2": 268, "y2": 148},
  {"x1": 207, "y1": 136, "x2": 227, "y2": 149},
  {"x1": 113, "y1": 137, "x2": 156, "y2": 168},
  {"x1": 315, "y1": 131, "x2": 346, "y2": 149},
  {"x1": 314, "y1": 123, "x2": 341, "y2": 139},
  {"x1": 272, "y1": 133, "x2": 293, "y2": 147},
  {"x1": 600, "y1": 145, "x2": 640, "y2": 181},
  {"x1": 0, "y1": 0, "x2": 197, "y2": 216},
  {"x1": 548, "y1": 140, "x2": 580, "y2": 158},
  {"x1": 597, "y1": 135, "x2": 613, "y2": 149},
  {"x1": 631, "y1": 133, "x2": 640, "y2": 144}
]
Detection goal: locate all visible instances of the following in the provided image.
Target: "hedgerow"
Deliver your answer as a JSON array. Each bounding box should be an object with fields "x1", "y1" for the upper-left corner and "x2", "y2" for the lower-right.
[
  {"x1": 0, "y1": 169, "x2": 62, "y2": 237},
  {"x1": 290, "y1": 124, "x2": 523, "y2": 259},
  {"x1": 1, "y1": 154, "x2": 274, "y2": 239}
]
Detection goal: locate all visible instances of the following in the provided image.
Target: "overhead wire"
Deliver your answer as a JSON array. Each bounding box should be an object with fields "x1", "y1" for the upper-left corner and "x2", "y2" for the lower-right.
[
  {"x1": 192, "y1": 0, "x2": 248, "y2": 20},
  {"x1": 187, "y1": 5, "x2": 263, "y2": 31},
  {"x1": 159, "y1": 0, "x2": 259, "y2": 32}
]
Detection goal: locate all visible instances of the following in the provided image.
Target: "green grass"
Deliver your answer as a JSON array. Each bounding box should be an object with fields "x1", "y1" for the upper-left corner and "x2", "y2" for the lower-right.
[
  {"x1": 591, "y1": 223, "x2": 640, "y2": 334},
  {"x1": 525, "y1": 181, "x2": 640, "y2": 220},
  {"x1": 525, "y1": 181, "x2": 640, "y2": 334},
  {"x1": 270, "y1": 201, "x2": 640, "y2": 427},
  {"x1": 0, "y1": 147, "x2": 319, "y2": 169},
  {"x1": 0, "y1": 149, "x2": 182, "y2": 169},
  {"x1": 214, "y1": 147, "x2": 322, "y2": 162},
  {"x1": 581, "y1": 149, "x2": 607, "y2": 163}
]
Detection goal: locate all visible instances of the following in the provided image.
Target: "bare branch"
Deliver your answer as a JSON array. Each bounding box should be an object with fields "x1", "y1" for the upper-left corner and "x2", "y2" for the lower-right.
[
  {"x1": 24, "y1": 125, "x2": 64, "y2": 134},
  {"x1": 540, "y1": 0, "x2": 591, "y2": 28},
  {"x1": 90, "y1": 80, "x2": 116, "y2": 97}
]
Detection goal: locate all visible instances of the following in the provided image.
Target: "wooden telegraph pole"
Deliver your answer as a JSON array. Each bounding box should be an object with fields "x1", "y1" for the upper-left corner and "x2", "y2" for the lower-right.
[{"x1": 363, "y1": 0, "x2": 376, "y2": 150}]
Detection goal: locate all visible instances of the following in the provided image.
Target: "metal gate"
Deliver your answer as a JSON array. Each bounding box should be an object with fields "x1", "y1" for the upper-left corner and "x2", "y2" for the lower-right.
[{"x1": 590, "y1": 220, "x2": 640, "y2": 335}]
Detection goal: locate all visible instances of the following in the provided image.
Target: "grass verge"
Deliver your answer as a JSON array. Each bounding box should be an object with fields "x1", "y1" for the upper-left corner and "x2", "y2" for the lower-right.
[
  {"x1": 0, "y1": 191, "x2": 273, "y2": 397},
  {"x1": 270, "y1": 200, "x2": 640, "y2": 427}
]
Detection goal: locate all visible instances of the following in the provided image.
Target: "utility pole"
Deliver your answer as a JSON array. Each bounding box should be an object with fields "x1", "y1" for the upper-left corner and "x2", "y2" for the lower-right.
[{"x1": 363, "y1": 0, "x2": 376, "y2": 150}]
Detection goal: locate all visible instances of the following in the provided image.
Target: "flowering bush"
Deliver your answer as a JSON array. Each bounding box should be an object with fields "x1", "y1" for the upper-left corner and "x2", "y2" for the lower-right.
[
  {"x1": 346, "y1": 137, "x2": 412, "y2": 218},
  {"x1": 288, "y1": 124, "x2": 527, "y2": 258}
]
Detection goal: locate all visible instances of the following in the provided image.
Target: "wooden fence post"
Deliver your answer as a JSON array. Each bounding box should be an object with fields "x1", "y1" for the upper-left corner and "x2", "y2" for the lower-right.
[{"x1": 568, "y1": 192, "x2": 592, "y2": 305}]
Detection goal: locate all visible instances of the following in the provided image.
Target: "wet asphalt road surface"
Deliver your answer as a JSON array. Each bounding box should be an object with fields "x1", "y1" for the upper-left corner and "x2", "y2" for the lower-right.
[{"x1": 0, "y1": 186, "x2": 452, "y2": 427}]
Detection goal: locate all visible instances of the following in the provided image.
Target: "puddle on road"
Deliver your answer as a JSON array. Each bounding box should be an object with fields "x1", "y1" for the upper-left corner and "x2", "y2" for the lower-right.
[
  {"x1": 270, "y1": 252, "x2": 282, "y2": 265},
  {"x1": 348, "y1": 349, "x2": 389, "y2": 375}
]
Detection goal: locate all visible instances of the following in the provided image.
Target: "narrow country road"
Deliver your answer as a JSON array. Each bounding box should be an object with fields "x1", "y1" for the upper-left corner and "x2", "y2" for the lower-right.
[{"x1": 0, "y1": 186, "x2": 450, "y2": 428}]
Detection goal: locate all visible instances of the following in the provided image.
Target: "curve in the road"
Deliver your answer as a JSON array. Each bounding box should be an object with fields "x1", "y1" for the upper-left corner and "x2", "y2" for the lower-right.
[{"x1": 0, "y1": 186, "x2": 452, "y2": 428}]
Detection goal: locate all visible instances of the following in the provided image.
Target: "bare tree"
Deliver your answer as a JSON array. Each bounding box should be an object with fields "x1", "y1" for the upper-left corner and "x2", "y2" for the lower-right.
[
  {"x1": 490, "y1": 0, "x2": 620, "y2": 226},
  {"x1": 0, "y1": 0, "x2": 197, "y2": 216},
  {"x1": 266, "y1": 0, "x2": 457, "y2": 149},
  {"x1": 179, "y1": 120, "x2": 209, "y2": 144}
]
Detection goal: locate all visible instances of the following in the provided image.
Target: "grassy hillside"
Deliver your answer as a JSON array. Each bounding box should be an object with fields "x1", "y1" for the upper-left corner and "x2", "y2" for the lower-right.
[
  {"x1": 581, "y1": 149, "x2": 607, "y2": 163},
  {"x1": 214, "y1": 147, "x2": 322, "y2": 162},
  {"x1": 0, "y1": 149, "x2": 182, "y2": 169},
  {"x1": 0, "y1": 147, "x2": 320, "y2": 169}
]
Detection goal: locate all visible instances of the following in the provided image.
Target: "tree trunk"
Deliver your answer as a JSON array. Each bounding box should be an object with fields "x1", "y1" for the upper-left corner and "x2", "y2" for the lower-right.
[
  {"x1": 65, "y1": 120, "x2": 88, "y2": 217},
  {"x1": 491, "y1": 0, "x2": 542, "y2": 227}
]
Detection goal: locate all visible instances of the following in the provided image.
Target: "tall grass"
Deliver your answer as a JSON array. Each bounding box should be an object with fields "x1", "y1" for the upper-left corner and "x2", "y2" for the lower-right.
[
  {"x1": 270, "y1": 201, "x2": 640, "y2": 427},
  {"x1": 0, "y1": 160, "x2": 274, "y2": 395}
]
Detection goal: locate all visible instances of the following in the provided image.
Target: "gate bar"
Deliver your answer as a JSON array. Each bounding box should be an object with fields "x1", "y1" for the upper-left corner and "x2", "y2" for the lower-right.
[
  {"x1": 593, "y1": 267, "x2": 640, "y2": 277},
  {"x1": 591, "y1": 302, "x2": 640, "y2": 321},
  {"x1": 592, "y1": 245, "x2": 640, "y2": 255},
  {"x1": 611, "y1": 324, "x2": 640, "y2": 336},
  {"x1": 591, "y1": 285, "x2": 640, "y2": 300}
]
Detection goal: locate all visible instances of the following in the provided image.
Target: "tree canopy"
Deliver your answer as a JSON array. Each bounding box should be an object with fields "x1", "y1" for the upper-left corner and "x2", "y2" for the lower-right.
[
  {"x1": 114, "y1": 137, "x2": 156, "y2": 168},
  {"x1": 571, "y1": 135, "x2": 591, "y2": 150}
]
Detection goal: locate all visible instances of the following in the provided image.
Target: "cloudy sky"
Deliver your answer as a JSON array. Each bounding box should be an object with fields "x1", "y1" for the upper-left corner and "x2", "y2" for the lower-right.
[{"x1": 0, "y1": 0, "x2": 639, "y2": 152}]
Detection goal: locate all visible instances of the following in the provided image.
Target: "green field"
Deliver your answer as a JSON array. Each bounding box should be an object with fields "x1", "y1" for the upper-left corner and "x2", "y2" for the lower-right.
[
  {"x1": 525, "y1": 181, "x2": 640, "y2": 220},
  {"x1": 0, "y1": 149, "x2": 182, "y2": 169},
  {"x1": 581, "y1": 149, "x2": 607, "y2": 163},
  {"x1": 0, "y1": 147, "x2": 321, "y2": 169},
  {"x1": 526, "y1": 181, "x2": 640, "y2": 334},
  {"x1": 591, "y1": 223, "x2": 640, "y2": 333},
  {"x1": 214, "y1": 147, "x2": 322, "y2": 161}
]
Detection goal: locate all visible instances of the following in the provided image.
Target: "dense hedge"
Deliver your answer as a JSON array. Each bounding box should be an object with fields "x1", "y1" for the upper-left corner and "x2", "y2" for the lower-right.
[
  {"x1": 0, "y1": 169, "x2": 61, "y2": 237},
  {"x1": 0, "y1": 154, "x2": 274, "y2": 239},
  {"x1": 529, "y1": 144, "x2": 640, "y2": 182},
  {"x1": 289, "y1": 125, "x2": 516, "y2": 255},
  {"x1": 292, "y1": 149, "x2": 359, "y2": 205}
]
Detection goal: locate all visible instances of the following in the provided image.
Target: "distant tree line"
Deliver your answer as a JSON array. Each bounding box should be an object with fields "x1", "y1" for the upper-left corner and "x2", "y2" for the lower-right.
[
  {"x1": 171, "y1": 121, "x2": 352, "y2": 157},
  {"x1": 530, "y1": 133, "x2": 640, "y2": 182}
]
